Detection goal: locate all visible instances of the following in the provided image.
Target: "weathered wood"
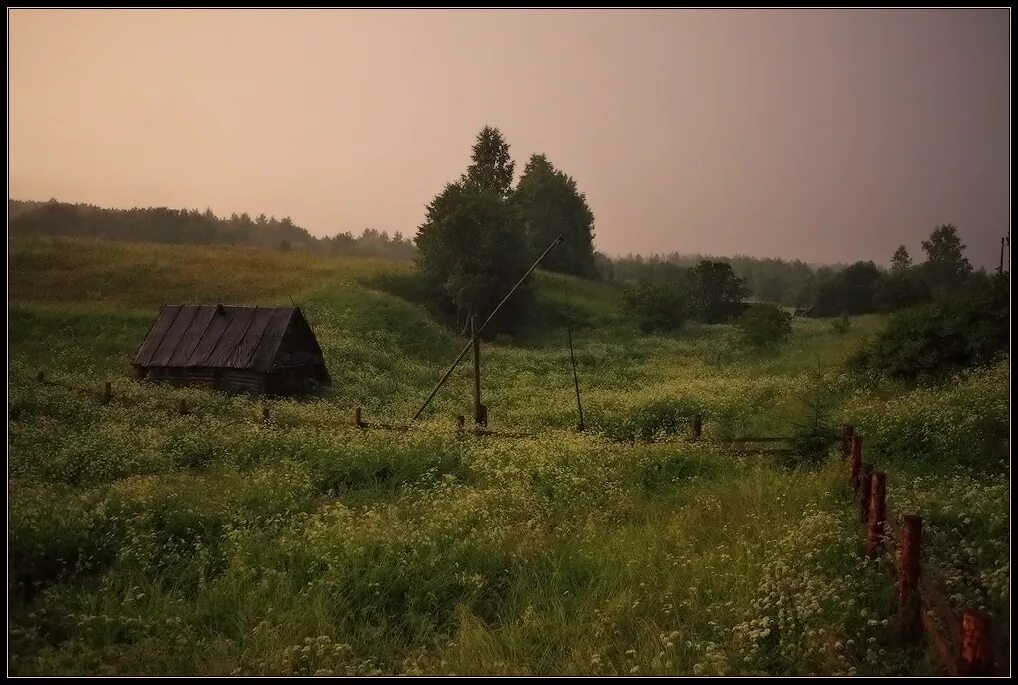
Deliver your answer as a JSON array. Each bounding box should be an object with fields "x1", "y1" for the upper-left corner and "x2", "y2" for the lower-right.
[
  {"x1": 849, "y1": 435, "x2": 862, "y2": 491},
  {"x1": 354, "y1": 406, "x2": 364, "y2": 428},
  {"x1": 410, "y1": 235, "x2": 564, "y2": 423},
  {"x1": 724, "y1": 447, "x2": 796, "y2": 455},
  {"x1": 921, "y1": 572, "x2": 963, "y2": 647},
  {"x1": 178, "y1": 398, "x2": 189, "y2": 416},
  {"x1": 134, "y1": 305, "x2": 329, "y2": 396},
  {"x1": 456, "y1": 415, "x2": 465, "y2": 431},
  {"x1": 859, "y1": 464, "x2": 873, "y2": 523},
  {"x1": 958, "y1": 610, "x2": 993, "y2": 676},
  {"x1": 692, "y1": 415, "x2": 703, "y2": 442},
  {"x1": 898, "y1": 515, "x2": 922, "y2": 637},
  {"x1": 718, "y1": 436, "x2": 791, "y2": 443},
  {"x1": 842, "y1": 424, "x2": 854, "y2": 459},
  {"x1": 922, "y1": 608, "x2": 959, "y2": 676},
  {"x1": 36, "y1": 369, "x2": 45, "y2": 383},
  {"x1": 261, "y1": 405, "x2": 270, "y2": 424},
  {"x1": 103, "y1": 381, "x2": 112, "y2": 404},
  {"x1": 865, "y1": 471, "x2": 886, "y2": 558}
]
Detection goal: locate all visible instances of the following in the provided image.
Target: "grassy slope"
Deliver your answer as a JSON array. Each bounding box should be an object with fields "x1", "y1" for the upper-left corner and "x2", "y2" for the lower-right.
[{"x1": 7, "y1": 237, "x2": 1008, "y2": 675}]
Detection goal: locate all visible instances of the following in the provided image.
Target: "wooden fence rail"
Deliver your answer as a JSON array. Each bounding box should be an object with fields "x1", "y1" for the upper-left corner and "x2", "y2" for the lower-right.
[{"x1": 844, "y1": 429, "x2": 997, "y2": 676}]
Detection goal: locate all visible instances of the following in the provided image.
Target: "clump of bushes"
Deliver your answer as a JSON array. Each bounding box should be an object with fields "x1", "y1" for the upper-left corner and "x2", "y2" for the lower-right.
[
  {"x1": 830, "y1": 313, "x2": 851, "y2": 334},
  {"x1": 622, "y1": 260, "x2": 748, "y2": 332},
  {"x1": 739, "y1": 304, "x2": 792, "y2": 348},
  {"x1": 850, "y1": 274, "x2": 1007, "y2": 383},
  {"x1": 622, "y1": 281, "x2": 689, "y2": 333}
]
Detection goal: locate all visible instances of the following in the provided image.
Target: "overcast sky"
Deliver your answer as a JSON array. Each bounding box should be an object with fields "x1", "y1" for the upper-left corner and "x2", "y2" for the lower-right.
[{"x1": 8, "y1": 9, "x2": 1010, "y2": 267}]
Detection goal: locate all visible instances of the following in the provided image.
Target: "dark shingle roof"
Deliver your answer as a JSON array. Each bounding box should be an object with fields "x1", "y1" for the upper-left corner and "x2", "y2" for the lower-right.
[{"x1": 132, "y1": 305, "x2": 312, "y2": 371}]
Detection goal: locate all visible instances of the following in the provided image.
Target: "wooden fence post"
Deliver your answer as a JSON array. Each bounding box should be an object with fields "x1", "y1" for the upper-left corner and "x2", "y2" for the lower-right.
[
  {"x1": 849, "y1": 435, "x2": 862, "y2": 491},
  {"x1": 261, "y1": 405, "x2": 270, "y2": 424},
  {"x1": 842, "y1": 424, "x2": 854, "y2": 460},
  {"x1": 958, "y1": 610, "x2": 993, "y2": 676},
  {"x1": 859, "y1": 464, "x2": 873, "y2": 523},
  {"x1": 692, "y1": 415, "x2": 703, "y2": 442},
  {"x1": 354, "y1": 406, "x2": 364, "y2": 428},
  {"x1": 103, "y1": 381, "x2": 112, "y2": 404},
  {"x1": 178, "y1": 399, "x2": 189, "y2": 416},
  {"x1": 898, "y1": 515, "x2": 922, "y2": 637},
  {"x1": 456, "y1": 415, "x2": 465, "y2": 431},
  {"x1": 37, "y1": 369, "x2": 45, "y2": 383},
  {"x1": 865, "y1": 471, "x2": 886, "y2": 558}
]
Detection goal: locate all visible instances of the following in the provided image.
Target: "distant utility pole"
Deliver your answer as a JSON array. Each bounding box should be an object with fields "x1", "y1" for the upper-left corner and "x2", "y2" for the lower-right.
[{"x1": 1000, "y1": 237, "x2": 1005, "y2": 275}]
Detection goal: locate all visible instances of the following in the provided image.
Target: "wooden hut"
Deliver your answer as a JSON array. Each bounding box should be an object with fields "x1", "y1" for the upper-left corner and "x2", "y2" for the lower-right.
[{"x1": 132, "y1": 305, "x2": 330, "y2": 395}]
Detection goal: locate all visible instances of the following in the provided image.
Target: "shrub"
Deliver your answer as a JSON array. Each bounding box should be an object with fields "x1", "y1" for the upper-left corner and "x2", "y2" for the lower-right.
[
  {"x1": 850, "y1": 274, "x2": 1007, "y2": 382},
  {"x1": 830, "y1": 313, "x2": 851, "y2": 334},
  {"x1": 622, "y1": 280, "x2": 690, "y2": 333},
  {"x1": 739, "y1": 304, "x2": 792, "y2": 348}
]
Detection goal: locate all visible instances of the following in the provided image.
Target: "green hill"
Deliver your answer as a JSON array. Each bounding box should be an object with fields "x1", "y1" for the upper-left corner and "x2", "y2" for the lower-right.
[{"x1": 7, "y1": 237, "x2": 1007, "y2": 675}]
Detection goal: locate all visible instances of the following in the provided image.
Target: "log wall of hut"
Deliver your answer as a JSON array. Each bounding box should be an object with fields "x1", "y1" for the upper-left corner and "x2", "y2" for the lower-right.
[{"x1": 142, "y1": 367, "x2": 271, "y2": 394}]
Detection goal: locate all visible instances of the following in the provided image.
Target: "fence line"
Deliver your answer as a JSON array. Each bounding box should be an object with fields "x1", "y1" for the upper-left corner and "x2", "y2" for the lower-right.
[
  {"x1": 841, "y1": 427, "x2": 997, "y2": 676},
  {"x1": 30, "y1": 371, "x2": 794, "y2": 447}
]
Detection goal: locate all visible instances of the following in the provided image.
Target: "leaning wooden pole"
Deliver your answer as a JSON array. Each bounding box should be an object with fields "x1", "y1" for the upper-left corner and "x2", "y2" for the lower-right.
[{"x1": 410, "y1": 235, "x2": 564, "y2": 423}]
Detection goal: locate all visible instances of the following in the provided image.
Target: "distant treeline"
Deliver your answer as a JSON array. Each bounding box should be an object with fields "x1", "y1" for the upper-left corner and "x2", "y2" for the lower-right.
[
  {"x1": 604, "y1": 253, "x2": 836, "y2": 307},
  {"x1": 8, "y1": 199, "x2": 415, "y2": 260}
]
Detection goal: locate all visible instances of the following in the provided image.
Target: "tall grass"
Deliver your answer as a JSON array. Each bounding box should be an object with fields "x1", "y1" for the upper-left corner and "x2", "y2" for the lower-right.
[{"x1": 7, "y1": 238, "x2": 1008, "y2": 675}]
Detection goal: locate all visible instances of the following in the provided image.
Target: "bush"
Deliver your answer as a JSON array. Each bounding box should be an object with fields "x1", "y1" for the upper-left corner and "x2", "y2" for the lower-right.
[
  {"x1": 739, "y1": 304, "x2": 792, "y2": 348},
  {"x1": 830, "y1": 313, "x2": 851, "y2": 334},
  {"x1": 851, "y1": 274, "x2": 1007, "y2": 382},
  {"x1": 622, "y1": 280, "x2": 690, "y2": 333}
]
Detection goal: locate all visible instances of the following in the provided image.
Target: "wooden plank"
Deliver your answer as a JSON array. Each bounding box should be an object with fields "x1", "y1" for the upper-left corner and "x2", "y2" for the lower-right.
[
  {"x1": 716, "y1": 436, "x2": 792, "y2": 443},
  {"x1": 185, "y1": 306, "x2": 232, "y2": 367},
  {"x1": 724, "y1": 447, "x2": 794, "y2": 455},
  {"x1": 226, "y1": 308, "x2": 274, "y2": 369},
  {"x1": 168, "y1": 305, "x2": 216, "y2": 367},
  {"x1": 148, "y1": 305, "x2": 199, "y2": 366},
  {"x1": 922, "y1": 607, "x2": 959, "y2": 676},
  {"x1": 132, "y1": 305, "x2": 180, "y2": 366},
  {"x1": 922, "y1": 573, "x2": 963, "y2": 646},
  {"x1": 250, "y1": 309, "x2": 293, "y2": 372},
  {"x1": 205, "y1": 307, "x2": 256, "y2": 368}
]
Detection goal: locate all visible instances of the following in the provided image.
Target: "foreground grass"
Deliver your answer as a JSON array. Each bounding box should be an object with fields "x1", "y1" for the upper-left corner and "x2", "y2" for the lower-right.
[{"x1": 7, "y1": 238, "x2": 1009, "y2": 675}]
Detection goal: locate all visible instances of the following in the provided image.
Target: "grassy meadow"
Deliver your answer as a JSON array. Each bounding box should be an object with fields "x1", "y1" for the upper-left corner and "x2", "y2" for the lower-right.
[{"x1": 7, "y1": 237, "x2": 1009, "y2": 675}]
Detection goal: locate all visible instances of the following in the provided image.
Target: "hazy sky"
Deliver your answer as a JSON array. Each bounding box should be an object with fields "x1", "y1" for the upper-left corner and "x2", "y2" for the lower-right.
[{"x1": 8, "y1": 9, "x2": 1010, "y2": 267}]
